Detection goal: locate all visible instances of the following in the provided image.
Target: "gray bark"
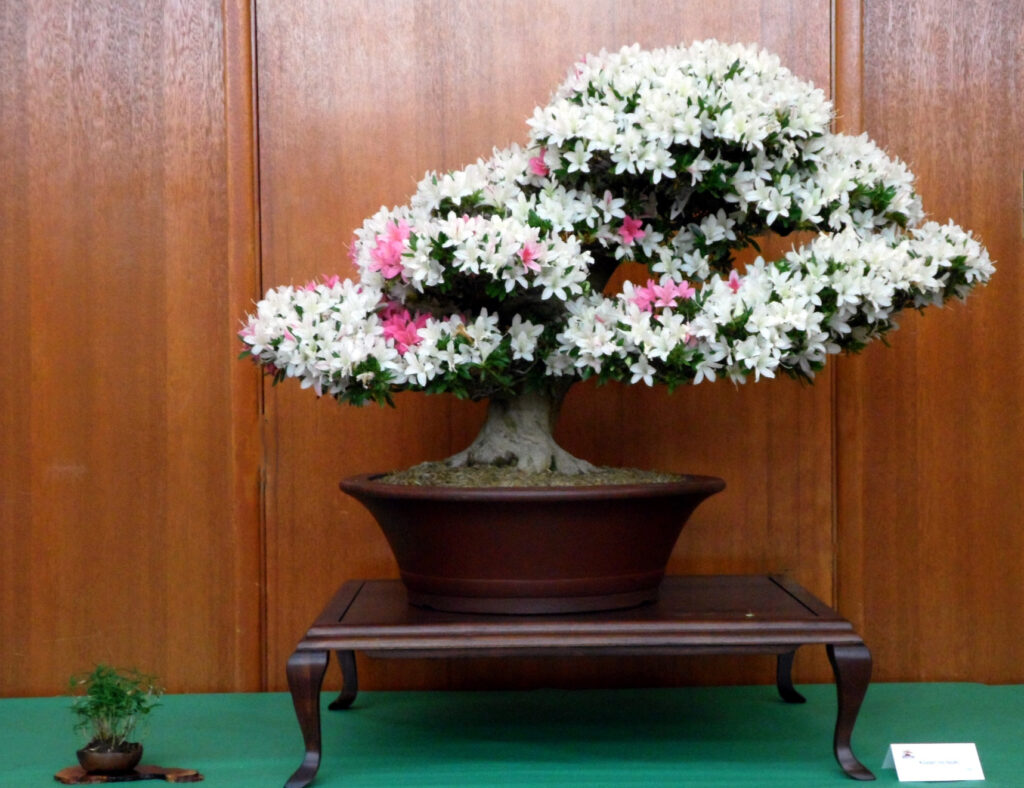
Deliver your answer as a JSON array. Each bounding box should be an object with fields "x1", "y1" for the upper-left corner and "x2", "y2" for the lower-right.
[{"x1": 446, "y1": 389, "x2": 596, "y2": 474}]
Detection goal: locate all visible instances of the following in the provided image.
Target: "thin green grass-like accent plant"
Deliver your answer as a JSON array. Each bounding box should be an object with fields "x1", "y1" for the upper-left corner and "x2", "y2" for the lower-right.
[{"x1": 69, "y1": 665, "x2": 163, "y2": 751}]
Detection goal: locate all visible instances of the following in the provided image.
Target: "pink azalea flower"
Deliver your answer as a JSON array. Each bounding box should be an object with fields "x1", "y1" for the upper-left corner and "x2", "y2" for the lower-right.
[
  {"x1": 651, "y1": 282, "x2": 680, "y2": 309},
  {"x1": 379, "y1": 300, "x2": 407, "y2": 320},
  {"x1": 384, "y1": 218, "x2": 411, "y2": 245},
  {"x1": 618, "y1": 215, "x2": 646, "y2": 245},
  {"x1": 322, "y1": 274, "x2": 341, "y2": 288},
  {"x1": 300, "y1": 280, "x2": 317, "y2": 291},
  {"x1": 630, "y1": 279, "x2": 696, "y2": 311},
  {"x1": 519, "y1": 241, "x2": 543, "y2": 272},
  {"x1": 369, "y1": 244, "x2": 402, "y2": 278},
  {"x1": 368, "y1": 220, "x2": 411, "y2": 280},
  {"x1": 728, "y1": 269, "x2": 742, "y2": 293},
  {"x1": 528, "y1": 148, "x2": 550, "y2": 177},
  {"x1": 629, "y1": 280, "x2": 658, "y2": 311},
  {"x1": 387, "y1": 325, "x2": 421, "y2": 354},
  {"x1": 381, "y1": 307, "x2": 428, "y2": 354}
]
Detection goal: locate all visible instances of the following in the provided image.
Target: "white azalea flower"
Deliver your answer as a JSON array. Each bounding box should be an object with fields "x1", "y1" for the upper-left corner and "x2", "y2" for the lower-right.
[{"x1": 242, "y1": 40, "x2": 993, "y2": 407}]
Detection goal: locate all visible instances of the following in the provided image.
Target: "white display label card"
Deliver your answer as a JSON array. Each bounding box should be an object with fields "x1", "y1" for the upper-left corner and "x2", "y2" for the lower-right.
[{"x1": 883, "y1": 743, "x2": 985, "y2": 782}]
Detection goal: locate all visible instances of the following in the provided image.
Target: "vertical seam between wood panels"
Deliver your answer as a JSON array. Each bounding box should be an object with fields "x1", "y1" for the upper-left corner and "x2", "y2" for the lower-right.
[
  {"x1": 249, "y1": 0, "x2": 269, "y2": 694},
  {"x1": 830, "y1": 0, "x2": 864, "y2": 613},
  {"x1": 223, "y1": 0, "x2": 267, "y2": 691},
  {"x1": 829, "y1": 0, "x2": 839, "y2": 612}
]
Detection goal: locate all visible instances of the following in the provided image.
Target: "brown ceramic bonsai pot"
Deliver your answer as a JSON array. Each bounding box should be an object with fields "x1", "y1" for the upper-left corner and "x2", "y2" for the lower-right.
[
  {"x1": 340, "y1": 472, "x2": 725, "y2": 614},
  {"x1": 76, "y1": 741, "x2": 143, "y2": 775}
]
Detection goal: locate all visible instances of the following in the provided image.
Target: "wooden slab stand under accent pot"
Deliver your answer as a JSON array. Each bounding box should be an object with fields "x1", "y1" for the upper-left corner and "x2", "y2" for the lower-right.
[
  {"x1": 54, "y1": 764, "x2": 204, "y2": 783},
  {"x1": 340, "y1": 473, "x2": 726, "y2": 614}
]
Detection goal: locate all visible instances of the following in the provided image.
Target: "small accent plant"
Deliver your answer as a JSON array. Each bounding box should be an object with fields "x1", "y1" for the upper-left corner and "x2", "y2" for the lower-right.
[{"x1": 69, "y1": 664, "x2": 163, "y2": 753}]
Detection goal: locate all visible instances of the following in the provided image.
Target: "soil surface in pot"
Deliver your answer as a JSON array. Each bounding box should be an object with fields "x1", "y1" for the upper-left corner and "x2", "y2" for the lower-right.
[{"x1": 381, "y1": 462, "x2": 683, "y2": 488}]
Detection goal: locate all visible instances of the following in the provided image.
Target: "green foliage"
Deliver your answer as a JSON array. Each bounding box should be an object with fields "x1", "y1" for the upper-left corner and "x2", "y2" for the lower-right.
[
  {"x1": 69, "y1": 665, "x2": 163, "y2": 749},
  {"x1": 527, "y1": 209, "x2": 553, "y2": 233}
]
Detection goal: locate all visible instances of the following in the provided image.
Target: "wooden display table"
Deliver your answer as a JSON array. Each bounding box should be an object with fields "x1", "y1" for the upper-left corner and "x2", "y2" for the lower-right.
[{"x1": 285, "y1": 575, "x2": 874, "y2": 787}]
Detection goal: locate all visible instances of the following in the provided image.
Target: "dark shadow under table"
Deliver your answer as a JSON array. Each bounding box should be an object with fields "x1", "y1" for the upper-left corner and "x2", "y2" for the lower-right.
[{"x1": 285, "y1": 574, "x2": 874, "y2": 787}]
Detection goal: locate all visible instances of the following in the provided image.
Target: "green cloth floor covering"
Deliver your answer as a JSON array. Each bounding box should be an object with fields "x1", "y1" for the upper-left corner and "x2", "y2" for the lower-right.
[{"x1": 1, "y1": 684, "x2": 1020, "y2": 787}]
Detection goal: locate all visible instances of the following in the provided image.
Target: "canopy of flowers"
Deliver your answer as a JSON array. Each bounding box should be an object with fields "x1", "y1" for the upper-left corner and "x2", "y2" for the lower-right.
[{"x1": 241, "y1": 40, "x2": 993, "y2": 408}]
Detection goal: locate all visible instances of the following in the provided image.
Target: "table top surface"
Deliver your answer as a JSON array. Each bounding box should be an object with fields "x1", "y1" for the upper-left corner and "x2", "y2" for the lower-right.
[{"x1": 299, "y1": 575, "x2": 863, "y2": 652}]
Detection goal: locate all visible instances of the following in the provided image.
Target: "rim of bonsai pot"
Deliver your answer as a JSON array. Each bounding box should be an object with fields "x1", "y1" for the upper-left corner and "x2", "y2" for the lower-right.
[{"x1": 340, "y1": 472, "x2": 726, "y2": 502}]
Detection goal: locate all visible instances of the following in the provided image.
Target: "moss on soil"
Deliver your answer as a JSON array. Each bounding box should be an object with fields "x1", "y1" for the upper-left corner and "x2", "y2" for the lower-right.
[{"x1": 379, "y1": 462, "x2": 683, "y2": 488}]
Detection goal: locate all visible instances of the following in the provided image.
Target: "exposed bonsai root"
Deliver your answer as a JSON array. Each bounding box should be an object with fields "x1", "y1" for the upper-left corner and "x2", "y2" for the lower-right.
[{"x1": 445, "y1": 389, "x2": 596, "y2": 474}]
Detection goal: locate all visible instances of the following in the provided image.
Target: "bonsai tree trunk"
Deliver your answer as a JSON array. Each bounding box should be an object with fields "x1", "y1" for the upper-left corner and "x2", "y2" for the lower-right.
[{"x1": 446, "y1": 387, "x2": 596, "y2": 474}]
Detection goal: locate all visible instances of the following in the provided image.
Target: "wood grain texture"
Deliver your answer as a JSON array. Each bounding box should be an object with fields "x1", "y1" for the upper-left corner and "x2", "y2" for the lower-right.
[
  {"x1": 256, "y1": 0, "x2": 834, "y2": 691},
  {"x1": 836, "y1": 0, "x2": 1024, "y2": 681},
  {"x1": 0, "y1": 1, "x2": 263, "y2": 695},
  {"x1": 9, "y1": 0, "x2": 1016, "y2": 697}
]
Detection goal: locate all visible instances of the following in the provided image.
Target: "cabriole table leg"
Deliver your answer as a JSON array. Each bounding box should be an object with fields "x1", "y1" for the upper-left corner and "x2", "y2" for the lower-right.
[
  {"x1": 328, "y1": 649, "x2": 359, "y2": 710},
  {"x1": 285, "y1": 649, "x2": 330, "y2": 788},
  {"x1": 775, "y1": 649, "x2": 807, "y2": 703},
  {"x1": 827, "y1": 642, "x2": 875, "y2": 780}
]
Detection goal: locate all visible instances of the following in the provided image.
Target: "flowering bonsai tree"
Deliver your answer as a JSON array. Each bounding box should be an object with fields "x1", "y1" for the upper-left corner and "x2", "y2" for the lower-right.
[{"x1": 240, "y1": 40, "x2": 993, "y2": 474}]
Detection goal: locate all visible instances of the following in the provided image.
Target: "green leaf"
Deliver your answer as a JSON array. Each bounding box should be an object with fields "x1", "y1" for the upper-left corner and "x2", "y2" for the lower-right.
[
  {"x1": 69, "y1": 665, "x2": 163, "y2": 748},
  {"x1": 527, "y1": 209, "x2": 553, "y2": 233}
]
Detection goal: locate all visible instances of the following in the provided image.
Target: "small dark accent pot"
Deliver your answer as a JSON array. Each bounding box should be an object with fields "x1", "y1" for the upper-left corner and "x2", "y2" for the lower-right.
[
  {"x1": 76, "y1": 741, "x2": 143, "y2": 775},
  {"x1": 341, "y1": 473, "x2": 725, "y2": 614}
]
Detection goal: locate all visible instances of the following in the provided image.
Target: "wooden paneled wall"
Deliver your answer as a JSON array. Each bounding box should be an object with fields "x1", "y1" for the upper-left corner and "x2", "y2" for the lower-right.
[
  {"x1": 835, "y1": 0, "x2": 1024, "y2": 682},
  {"x1": 0, "y1": 1, "x2": 263, "y2": 696},
  {"x1": 1, "y1": 1, "x2": 1020, "y2": 696}
]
